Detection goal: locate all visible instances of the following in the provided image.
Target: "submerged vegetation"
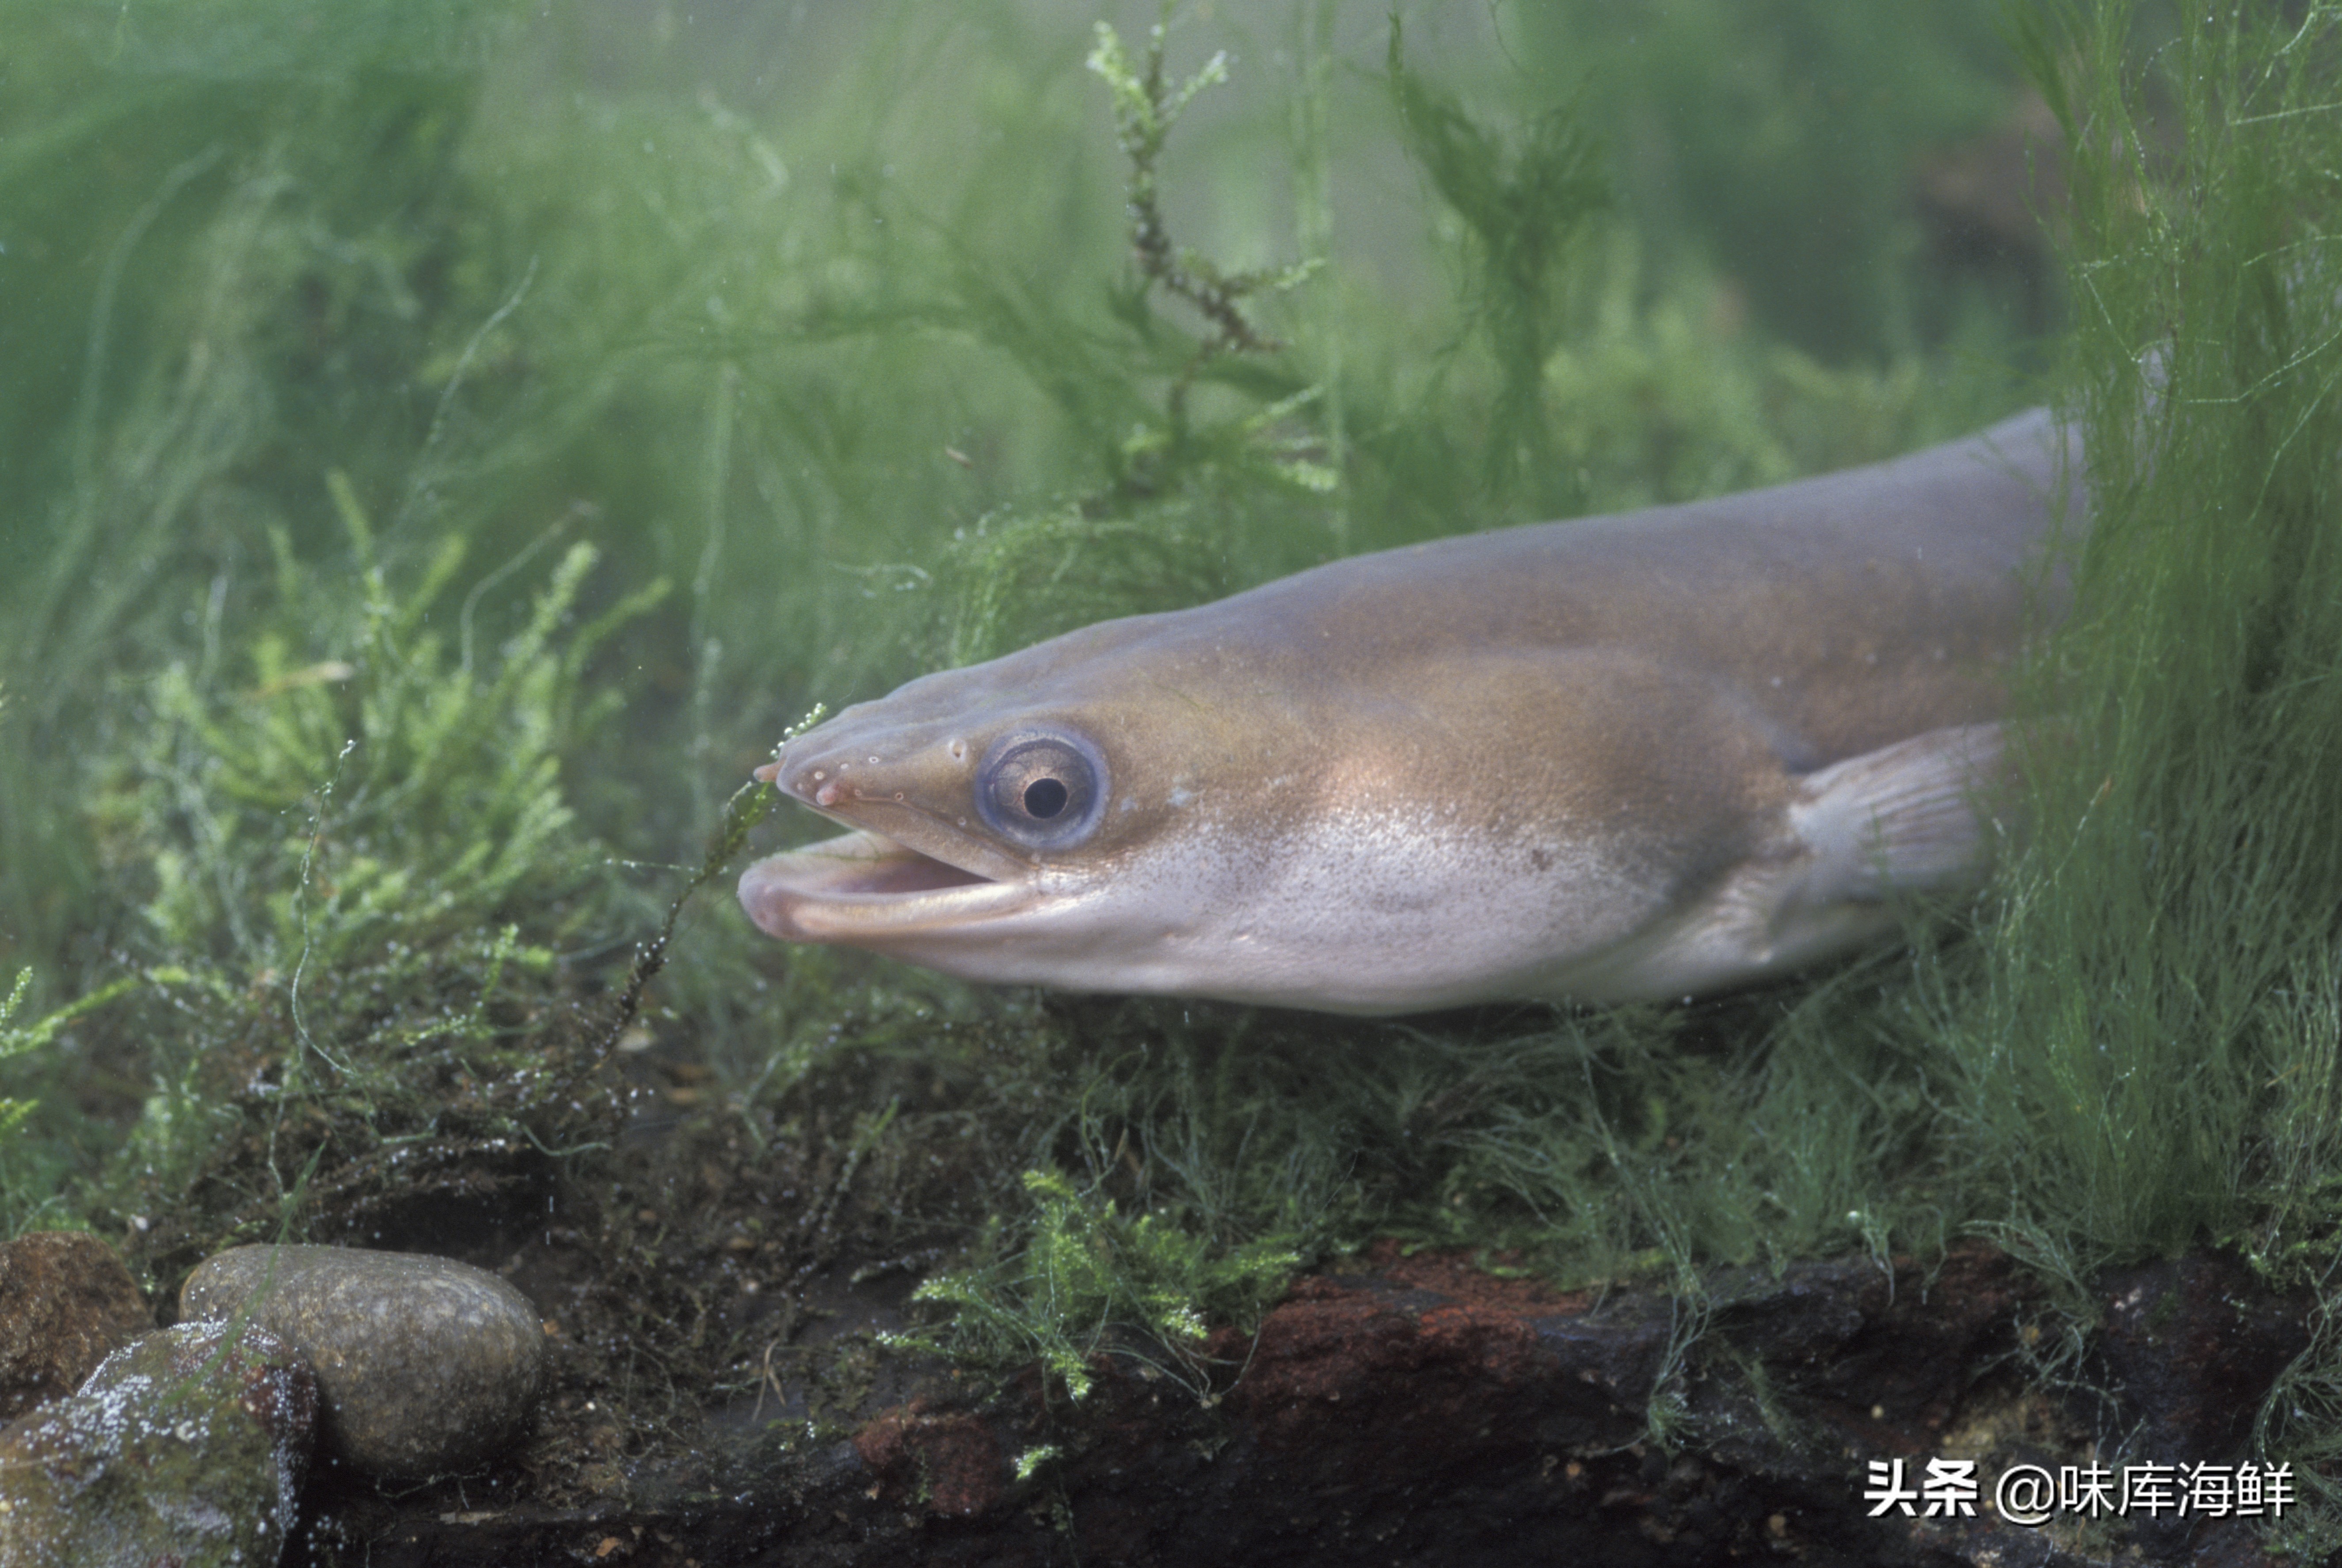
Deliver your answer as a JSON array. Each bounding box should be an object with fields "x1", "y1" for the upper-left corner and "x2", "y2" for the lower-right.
[{"x1": 3, "y1": 0, "x2": 2340, "y2": 1535}]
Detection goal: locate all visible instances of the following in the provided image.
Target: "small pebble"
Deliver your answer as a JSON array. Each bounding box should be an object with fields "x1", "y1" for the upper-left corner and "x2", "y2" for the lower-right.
[
  {"x1": 0, "y1": 1230, "x2": 155, "y2": 1424},
  {"x1": 180, "y1": 1244, "x2": 546, "y2": 1478},
  {"x1": 0, "y1": 1319, "x2": 316, "y2": 1568}
]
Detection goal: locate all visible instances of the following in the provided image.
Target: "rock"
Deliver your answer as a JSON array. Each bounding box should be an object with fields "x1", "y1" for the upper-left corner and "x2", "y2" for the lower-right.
[
  {"x1": 0, "y1": 1318, "x2": 316, "y2": 1568},
  {"x1": 180, "y1": 1244, "x2": 546, "y2": 1479},
  {"x1": 0, "y1": 1230, "x2": 155, "y2": 1424},
  {"x1": 296, "y1": 1241, "x2": 2312, "y2": 1568},
  {"x1": 2090, "y1": 1253, "x2": 2315, "y2": 1560},
  {"x1": 853, "y1": 1402, "x2": 1005, "y2": 1518},
  {"x1": 1219, "y1": 1254, "x2": 1668, "y2": 1459},
  {"x1": 2095, "y1": 1252, "x2": 2313, "y2": 1461}
]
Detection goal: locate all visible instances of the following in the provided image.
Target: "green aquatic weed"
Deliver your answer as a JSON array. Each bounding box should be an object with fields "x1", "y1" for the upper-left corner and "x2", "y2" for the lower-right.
[
  {"x1": 886, "y1": 1168, "x2": 1297, "y2": 1402},
  {"x1": 1943, "y1": 0, "x2": 2342, "y2": 1268},
  {"x1": 68, "y1": 496, "x2": 667, "y2": 1247},
  {"x1": 0, "y1": 969, "x2": 38, "y2": 1150},
  {"x1": 1088, "y1": 14, "x2": 1323, "y2": 437},
  {"x1": 1387, "y1": 15, "x2": 1609, "y2": 517},
  {"x1": 928, "y1": 16, "x2": 1338, "y2": 669}
]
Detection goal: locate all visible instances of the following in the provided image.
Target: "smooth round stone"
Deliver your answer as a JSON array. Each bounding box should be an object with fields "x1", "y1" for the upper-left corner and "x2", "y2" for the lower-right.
[
  {"x1": 180, "y1": 1245, "x2": 546, "y2": 1479},
  {"x1": 0, "y1": 1319, "x2": 316, "y2": 1568}
]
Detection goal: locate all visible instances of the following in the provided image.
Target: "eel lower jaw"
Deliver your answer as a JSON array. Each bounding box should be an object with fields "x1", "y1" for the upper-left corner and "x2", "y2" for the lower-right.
[{"x1": 738, "y1": 828, "x2": 1043, "y2": 943}]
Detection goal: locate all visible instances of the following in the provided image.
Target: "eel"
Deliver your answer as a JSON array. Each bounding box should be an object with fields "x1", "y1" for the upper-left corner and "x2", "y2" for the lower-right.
[{"x1": 739, "y1": 408, "x2": 2080, "y2": 1014}]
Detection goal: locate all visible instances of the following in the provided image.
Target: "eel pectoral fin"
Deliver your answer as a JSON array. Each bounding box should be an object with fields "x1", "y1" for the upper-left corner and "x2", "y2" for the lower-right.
[
  {"x1": 1786, "y1": 722, "x2": 2008, "y2": 902},
  {"x1": 1559, "y1": 722, "x2": 2012, "y2": 1000}
]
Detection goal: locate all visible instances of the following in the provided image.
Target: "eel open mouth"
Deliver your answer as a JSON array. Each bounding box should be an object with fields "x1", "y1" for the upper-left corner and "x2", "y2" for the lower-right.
[{"x1": 737, "y1": 828, "x2": 1041, "y2": 944}]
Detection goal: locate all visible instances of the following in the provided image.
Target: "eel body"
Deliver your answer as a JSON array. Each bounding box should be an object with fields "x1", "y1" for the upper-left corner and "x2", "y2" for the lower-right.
[{"x1": 739, "y1": 408, "x2": 2079, "y2": 1014}]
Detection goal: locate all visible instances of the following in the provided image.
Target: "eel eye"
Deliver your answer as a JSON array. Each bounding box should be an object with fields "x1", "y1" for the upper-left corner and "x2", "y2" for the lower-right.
[{"x1": 976, "y1": 729, "x2": 1108, "y2": 851}]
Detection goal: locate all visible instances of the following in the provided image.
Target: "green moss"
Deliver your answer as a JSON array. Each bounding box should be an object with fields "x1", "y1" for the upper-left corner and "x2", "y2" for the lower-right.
[{"x1": 885, "y1": 1168, "x2": 1297, "y2": 1402}]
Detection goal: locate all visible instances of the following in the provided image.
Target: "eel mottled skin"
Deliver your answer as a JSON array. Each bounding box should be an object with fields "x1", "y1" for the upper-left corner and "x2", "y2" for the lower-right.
[{"x1": 739, "y1": 408, "x2": 2079, "y2": 1014}]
